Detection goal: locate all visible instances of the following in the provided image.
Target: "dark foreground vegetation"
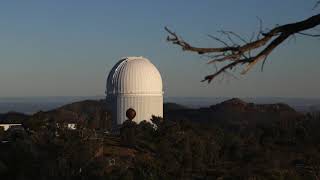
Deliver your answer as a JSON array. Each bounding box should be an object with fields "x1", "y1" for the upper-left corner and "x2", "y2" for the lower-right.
[{"x1": 0, "y1": 98, "x2": 320, "y2": 179}]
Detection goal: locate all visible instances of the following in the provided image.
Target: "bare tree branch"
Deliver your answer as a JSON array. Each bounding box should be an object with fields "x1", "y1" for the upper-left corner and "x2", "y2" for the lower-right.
[
  {"x1": 297, "y1": 32, "x2": 320, "y2": 37},
  {"x1": 256, "y1": 16, "x2": 264, "y2": 40},
  {"x1": 165, "y1": 13, "x2": 320, "y2": 83},
  {"x1": 225, "y1": 31, "x2": 249, "y2": 44},
  {"x1": 207, "y1": 34, "x2": 230, "y2": 47}
]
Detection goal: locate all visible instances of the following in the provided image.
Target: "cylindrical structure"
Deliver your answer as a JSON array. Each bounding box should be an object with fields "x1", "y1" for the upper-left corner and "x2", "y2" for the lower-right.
[{"x1": 106, "y1": 56, "x2": 163, "y2": 127}]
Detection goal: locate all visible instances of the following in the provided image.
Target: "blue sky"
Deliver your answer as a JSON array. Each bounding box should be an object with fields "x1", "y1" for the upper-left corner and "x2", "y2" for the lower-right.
[{"x1": 0, "y1": 0, "x2": 319, "y2": 98}]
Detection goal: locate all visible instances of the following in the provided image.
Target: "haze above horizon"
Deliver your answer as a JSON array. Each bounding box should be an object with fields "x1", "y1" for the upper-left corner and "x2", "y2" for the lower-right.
[{"x1": 0, "y1": 0, "x2": 319, "y2": 98}]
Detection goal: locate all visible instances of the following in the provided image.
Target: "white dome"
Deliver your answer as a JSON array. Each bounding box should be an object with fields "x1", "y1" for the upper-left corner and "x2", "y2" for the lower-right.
[
  {"x1": 106, "y1": 56, "x2": 163, "y2": 126},
  {"x1": 106, "y1": 56, "x2": 163, "y2": 95}
]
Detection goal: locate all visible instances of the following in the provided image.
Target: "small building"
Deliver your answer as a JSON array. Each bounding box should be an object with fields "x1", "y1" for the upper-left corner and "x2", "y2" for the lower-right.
[
  {"x1": 0, "y1": 124, "x2": 22, "y2": 131},
  {"x1": 56, "y1": 123, "x2": 77, "y2": 130},
  {"x1": 67, "y1": 123, "x2": 77, "y2": 130},
  {"x1": 106, "y1": 56, "x2": 163, "y2": 128}
]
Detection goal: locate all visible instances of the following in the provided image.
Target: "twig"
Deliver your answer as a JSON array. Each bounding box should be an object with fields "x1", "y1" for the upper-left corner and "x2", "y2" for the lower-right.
[{"x1": 297, "y1": 32, "x2": 320, "y2": 37}]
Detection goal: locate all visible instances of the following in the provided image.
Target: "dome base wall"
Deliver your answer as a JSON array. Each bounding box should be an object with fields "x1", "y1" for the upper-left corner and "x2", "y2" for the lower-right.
[{"x1": 108, "y1": 94, "x2": 163, "y2": 126}]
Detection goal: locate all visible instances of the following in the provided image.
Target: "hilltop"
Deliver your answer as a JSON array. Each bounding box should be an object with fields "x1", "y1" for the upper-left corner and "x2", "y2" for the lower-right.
[{"x1": 0, "y1": 112, "x2": 29, "y2": 124}]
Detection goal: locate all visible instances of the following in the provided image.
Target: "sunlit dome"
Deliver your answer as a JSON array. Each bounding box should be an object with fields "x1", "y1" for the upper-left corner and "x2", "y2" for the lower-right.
[
  {"x1": 106, "y1": 56, "x2": 163, "y2": 127},
  {"x1": 106, "y1": 56, "x2": 163, "y2": 95}
]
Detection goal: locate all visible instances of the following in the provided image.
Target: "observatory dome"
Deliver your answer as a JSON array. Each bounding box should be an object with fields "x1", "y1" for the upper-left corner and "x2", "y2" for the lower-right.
[
  {"x1": 106, "y1": 56, "x2": 162, "y2": 95},
  {"x1": 106, "y1": 56, "x2": 163, "y2": 127}
]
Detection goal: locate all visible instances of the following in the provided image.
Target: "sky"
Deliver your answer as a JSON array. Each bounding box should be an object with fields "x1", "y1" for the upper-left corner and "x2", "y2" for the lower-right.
[{"x1": 0, "y1": 0, "x2": 319, "y2": 98}]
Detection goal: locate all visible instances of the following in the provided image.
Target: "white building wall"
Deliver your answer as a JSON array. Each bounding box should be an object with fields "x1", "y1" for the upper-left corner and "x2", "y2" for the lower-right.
[
  {"x1": 108, "y1": 94, "x2": 163, "y2": 126},
  {"x1": 0, "y1": 124, "x2": 22, "y2": 131},
  {"x1": 67, "y1": 123, "x2": 77, "y2": 130}
]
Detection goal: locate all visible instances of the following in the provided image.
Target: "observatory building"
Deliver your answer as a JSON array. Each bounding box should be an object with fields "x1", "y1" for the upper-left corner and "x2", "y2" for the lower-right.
[{"x1": 106, "y1": 56, "x2": 163, "y2": 127}]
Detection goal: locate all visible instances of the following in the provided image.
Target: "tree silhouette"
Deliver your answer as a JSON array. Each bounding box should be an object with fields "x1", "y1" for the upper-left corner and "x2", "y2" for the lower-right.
[{"x1": 166, "y1": 1, "x2": 320, "y2": 83}]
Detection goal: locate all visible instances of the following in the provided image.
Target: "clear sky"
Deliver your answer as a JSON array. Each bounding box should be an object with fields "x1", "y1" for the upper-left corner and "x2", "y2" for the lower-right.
[{"x1": 0, "y1": 0, "x2": 319, "y2": 98}]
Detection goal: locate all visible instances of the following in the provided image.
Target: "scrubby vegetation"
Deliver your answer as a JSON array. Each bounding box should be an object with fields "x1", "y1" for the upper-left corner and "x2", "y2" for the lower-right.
[{"x1": 1, "y1": 99, "x2": 320, "y2": 179}]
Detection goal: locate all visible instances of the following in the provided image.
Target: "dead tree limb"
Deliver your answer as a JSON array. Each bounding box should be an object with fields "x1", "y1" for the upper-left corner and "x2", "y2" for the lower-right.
[{"x1": 165, "y1": 13, "x2": 320, "y2": 83}]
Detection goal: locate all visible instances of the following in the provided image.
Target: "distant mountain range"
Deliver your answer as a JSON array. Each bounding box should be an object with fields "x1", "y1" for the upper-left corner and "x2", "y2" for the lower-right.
[
  {"x1": 0, "y1": 98, "x2": 305, "y2": 132},
  {"x1": 0, "y1": 96, "x2": 319, "y2": 114}
]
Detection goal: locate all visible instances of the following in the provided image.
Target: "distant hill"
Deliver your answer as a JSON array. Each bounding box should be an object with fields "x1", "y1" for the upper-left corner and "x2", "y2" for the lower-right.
[
  {"x1": 1, "y1": 96, "x2": 319, "y2": 113},
  {"x1": 163, "y1": 102, "x2": 189, "y2": 112},
  {"x1": 0, "y1": 96, "x2": 103, "y2": 114},
  {"x1": 210, "y1": 98, "x2": 296, "y2": 113},
  {"x1": 165, "y1": 98, "x2": 302, "y2": 130},
  {"x1": 28, "y1": 101, "x2": 189, "y2": 129},
  {"x1": 30, "y1": 99, "x2": 112, "y2": 129},
  {"x1": 0, "y1": 98, "x2": 304, "y2": 131},
  {"x1": 309, "y1": 104, "x2": 320, "y2": 112},
  {"x1": 0, "y1": 112, "x2": 29, "y2": 123}
]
